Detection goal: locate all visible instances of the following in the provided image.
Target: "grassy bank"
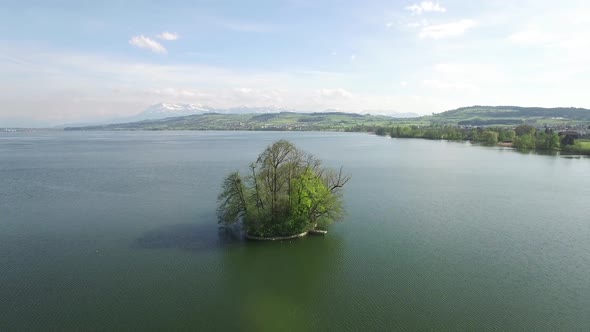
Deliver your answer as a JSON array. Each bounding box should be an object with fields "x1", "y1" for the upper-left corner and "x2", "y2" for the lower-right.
[{"x1": 562, "y1": 139, "x2": 590, "y2": 155}]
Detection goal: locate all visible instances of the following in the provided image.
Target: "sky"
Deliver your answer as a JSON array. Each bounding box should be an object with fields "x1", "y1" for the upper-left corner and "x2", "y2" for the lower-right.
[{"x1": 1, "y1": 0, "x2": 590, "y2": 127}]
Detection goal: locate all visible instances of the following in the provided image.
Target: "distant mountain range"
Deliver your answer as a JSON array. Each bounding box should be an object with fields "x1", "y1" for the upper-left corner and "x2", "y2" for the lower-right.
[
  {"x1": 64, "y1": 105, "x2": 590, "y2": 131},
  {"x1": 64, "y1": 111, "x2": 403, "y2": 131},
  {"x1": 126, "y1": 103, "x2": 420, "y2": 121},
  {"x1": 56, "y1": 103, "x2": 417, "y2": 128},
  {"x1": 131, "y1": 103, "x2": 298, "y2": 121}
]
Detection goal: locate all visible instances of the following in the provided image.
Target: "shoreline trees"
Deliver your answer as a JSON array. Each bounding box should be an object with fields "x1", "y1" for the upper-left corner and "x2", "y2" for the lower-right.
[{"x1": 383, "y1": 124, "x2": 564, "y2": 151}]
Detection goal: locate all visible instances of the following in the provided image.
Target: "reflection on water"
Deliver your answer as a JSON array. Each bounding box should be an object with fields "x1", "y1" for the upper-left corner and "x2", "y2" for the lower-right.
[
  {"x1": 1, "y1": 131, "x2": 589, "y2": 331},
  {"x1": 136, "y1": 222, "x2": 245, "y2": 252},
  {"x1": 219, "y1": 234, "x2": 344, "y2": 331}
]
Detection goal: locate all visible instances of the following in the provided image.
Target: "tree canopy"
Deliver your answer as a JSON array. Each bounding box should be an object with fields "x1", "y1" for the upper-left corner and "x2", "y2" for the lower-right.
[{"x1": 217, "y1": 140, "x2": 350, "y2": 238}]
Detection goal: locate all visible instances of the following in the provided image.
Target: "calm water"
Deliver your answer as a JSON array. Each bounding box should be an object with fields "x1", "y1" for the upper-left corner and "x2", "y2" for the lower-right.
[{"x1": 1, "y1": 131, "x2": 589, "y2": 331}]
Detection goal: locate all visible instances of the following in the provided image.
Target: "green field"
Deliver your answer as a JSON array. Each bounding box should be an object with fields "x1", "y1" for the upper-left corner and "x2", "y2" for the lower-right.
[
  {"x1": 65, "y1": 112, "x2": 429, "y2": 131},
  {"x1": 563, "y1": 139, "x2": 590, "y2": 155},
  {"x1": 65, "y1": 106, "x2": 590, "y2": 132},
  {"x1": 429, "y1": 106, "x2": 590, "y2": 127}
]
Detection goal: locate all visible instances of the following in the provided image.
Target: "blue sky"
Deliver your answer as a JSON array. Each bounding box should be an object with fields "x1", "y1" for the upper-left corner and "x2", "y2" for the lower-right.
[{"x1": 1, "y1": 0, "x2": 589, "y2": 126}]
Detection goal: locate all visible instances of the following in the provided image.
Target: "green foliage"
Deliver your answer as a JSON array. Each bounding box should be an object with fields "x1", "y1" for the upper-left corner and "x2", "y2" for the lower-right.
[
  {"x1": 382, "y1": 123, "x2": 569, "y2": 152},
  {"x1": 504, "y1": 130, "x2": 516, "y2": 141},
  {"x1": 216, "y1": 172, "x2": 247, "y2": 225},
  {"x1": 473, "y1": 130, "x2": 499, "y2": 145},
  {"x1": 562, "y1": 139, "x2": 590, "y2": 155},
  {"x1": 217, "y1": 140, "x2": 350, "y2": 237},
  {"x1": 375, "y1": 127, "x2": 387, "y2": 136},
  {"x1": 430, "y1": 106, "x2": 590, "y2": 125},
  {"x1": 389, "y1": 125, "x2": 467, "y2": 140},
  {"x1": 510, "y1": 130, "x2": 561, "y2": 150},
  {"x1": 514, "y1": 125, "x2": 536, "y2": 137},
  {"x1": 290, "y1": 168, "x2": 341, "y2": 230},
  {"x1": 442, "y1": 127, "x2": 466, "y2": 140},
  {"x1": 560, "y1": 134, "x2": 576, "y2": 146},
  {"x1": 513, "y1": 133, "x2": 536, "y2": 149},
  {"x1": 535, "y1": 132, "x2": 560, "y2": 150}
]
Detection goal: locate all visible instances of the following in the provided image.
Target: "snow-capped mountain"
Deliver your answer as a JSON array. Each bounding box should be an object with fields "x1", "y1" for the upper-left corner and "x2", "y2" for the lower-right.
[
  {"x1": 124, "y1": 103, "x2": 295, "y2": 122},
  {"x1": 93, "y1": 103, "x2": 418, "y2": 126},
  {"x1": 135, "y1": 103, "x2": 212, "y2": 120}
]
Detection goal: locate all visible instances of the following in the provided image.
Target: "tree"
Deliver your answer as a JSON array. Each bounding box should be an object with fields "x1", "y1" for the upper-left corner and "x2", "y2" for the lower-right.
[
  {"x1": 515, "y1": 124, "x2": 536, "y2": 137},
  {"x1": 513, "y1": 133, "x2": 536, "y2": 149},
  {"x1": 535, "y1": 132, "x2": 560, "y2": 150},
  {"x1": 375, "y1": 127, "x2": 387, "y2": 136},
  {"x1": 474, "y1": 130, "x2": 499, "y2": 145},
  {"x1": 217, "y1": 140, "x2": 350, "y2": 238},
  {"x1": 561, "y1": 134, "x2": 576, "y2": 146},
  {"x1": 217, "y1": 172, "x2": 248, "y2": 225},
  {"x1": 504, "y1": 130, "x2": 516, "y2": 141}
]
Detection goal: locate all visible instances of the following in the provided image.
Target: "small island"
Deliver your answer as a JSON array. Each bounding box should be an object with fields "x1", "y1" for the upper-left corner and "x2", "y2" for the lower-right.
[{"x1": 217, "y1": 140, "x2": 350, "y2": 240}]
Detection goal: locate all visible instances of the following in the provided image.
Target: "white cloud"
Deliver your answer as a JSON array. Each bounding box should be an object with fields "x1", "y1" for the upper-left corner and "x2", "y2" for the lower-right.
[
  {"x1": 129, "y1": 35, "x2": 167, "y2": 54},
  {"x1": 151, "y1": 88, "x2": 208, "y2": 98},
  {"x1": 406, "y1": 1, "x2": 446, "y2": 15},
  {"x1": 422, "y1": 63, "x2": 506, "y2": 93},
  {"x1": 7, "y1": 2, "x2": 590, "y2": 127},
  {"x1": 230, "y1": 87, "x2": 288, "y2": 104},
  {"x1": 503, "y1": 7, "x2": 590, "y2": 69},
  {"x1": 156, "y1": 32, "x2": 179, "y2": 41},
  {"x1": 419, "y1": 19, "x2": 476, "y2": 39},
  {"x1": 0, "y1": 47, "x2": 455, "y2": 123},
  {"x1": 234, "y1": 87, "x2": 253, "y2": 94},
  {"x1": 406, "y1": 19, "x2": 429, "y2": 28},
  {"x1": 508, "y1": 29, "x2": 556, "y2": 45},
  {"x1": 319, "y1": 88, "x2": 353, "y2": 99}
]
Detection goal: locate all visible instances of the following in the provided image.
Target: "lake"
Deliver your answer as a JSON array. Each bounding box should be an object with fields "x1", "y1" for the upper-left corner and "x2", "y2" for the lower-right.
[{"x1": 1, "y1": 131, "x2": 589, "y2": 331}]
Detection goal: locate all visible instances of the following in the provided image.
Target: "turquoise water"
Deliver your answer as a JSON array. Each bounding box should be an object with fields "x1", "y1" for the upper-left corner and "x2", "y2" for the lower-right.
[{"x1": 1, "y1": 131, "x2": 589, "y2": 331}]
